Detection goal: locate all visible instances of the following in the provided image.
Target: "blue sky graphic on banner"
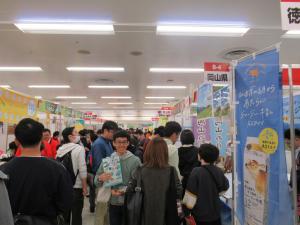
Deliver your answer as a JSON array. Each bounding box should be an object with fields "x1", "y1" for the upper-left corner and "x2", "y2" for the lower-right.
[
  {"x1": 283, "y1": 95, "x2": 300, "y2": 129},
  {"x1": 197, "y1": 83, "x2": 213, "y2": 119},
  {"x1": 235, "y1": 49, "x2": 292, "y2": 225}
]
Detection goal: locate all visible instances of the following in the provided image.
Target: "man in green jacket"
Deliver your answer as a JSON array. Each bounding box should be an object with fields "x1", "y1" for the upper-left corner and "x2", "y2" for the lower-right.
[{"x1": 95, "y1": 130, "x2": 141, "y2": 225}]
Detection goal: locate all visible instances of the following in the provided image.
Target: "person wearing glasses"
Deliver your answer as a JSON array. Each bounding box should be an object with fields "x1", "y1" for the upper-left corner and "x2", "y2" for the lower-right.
[{"x1": 95, "y1": 130, "x2": 141, "y2": 225}]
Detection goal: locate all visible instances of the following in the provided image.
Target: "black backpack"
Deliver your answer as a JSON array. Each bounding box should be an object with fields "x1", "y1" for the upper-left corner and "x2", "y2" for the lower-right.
[{"x1": 56, "y1": 150, "x2": 78, "y2": 185}]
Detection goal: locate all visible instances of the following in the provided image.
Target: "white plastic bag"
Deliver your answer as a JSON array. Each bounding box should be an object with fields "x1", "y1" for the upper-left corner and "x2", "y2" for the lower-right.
[{"x1": 96, "y1": 186, "x2": 111, "y2": 203}]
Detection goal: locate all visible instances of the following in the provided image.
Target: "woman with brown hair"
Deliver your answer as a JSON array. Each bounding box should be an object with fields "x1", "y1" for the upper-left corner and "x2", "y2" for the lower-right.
[{"x1": 127, "y1": 137, "x2": 183, "y2": 225}]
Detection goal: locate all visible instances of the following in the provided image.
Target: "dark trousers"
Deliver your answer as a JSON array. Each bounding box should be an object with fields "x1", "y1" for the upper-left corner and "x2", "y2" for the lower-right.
[
  {"x1": 88, "y1": 174, "x2": 96, "y2": 210},
  {"x1": 65, "y1": 188, "x2": 83, "y2": 225},
  {"x1": 196, "y1": 218, "x2": 221, "y2": 225},
  {"x1": 109, "y1": 204, "x2": 124, "y2": 225}
]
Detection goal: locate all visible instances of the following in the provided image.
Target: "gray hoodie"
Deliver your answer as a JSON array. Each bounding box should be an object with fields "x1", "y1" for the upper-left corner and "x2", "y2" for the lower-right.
[
  {"x1": 95, "y1": 151, "x2": 141, "y2": 205},
  {"x1": 0, "y1": 171, "x2": 14, "y2": 225},
  {"x1": 57, "y1": 143, "x2": 87, "y2": 189}
]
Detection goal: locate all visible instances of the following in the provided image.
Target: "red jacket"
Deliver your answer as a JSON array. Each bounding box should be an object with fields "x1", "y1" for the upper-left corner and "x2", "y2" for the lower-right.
[
  {"x1": 48, "y1": 138, "x2": 59, "y2": 158},
  {"x1": 15, "y1": 140, "x2": 55, "y2": 158}
]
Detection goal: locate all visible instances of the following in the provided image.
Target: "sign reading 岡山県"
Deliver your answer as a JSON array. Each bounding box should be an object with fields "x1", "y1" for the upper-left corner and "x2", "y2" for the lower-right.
[
  {"x1": 281, "y1": 0, "x2": 300, "y2": 30},
  {"x1": 204, "y1": 62, "x2": 231, "y2": 83}
]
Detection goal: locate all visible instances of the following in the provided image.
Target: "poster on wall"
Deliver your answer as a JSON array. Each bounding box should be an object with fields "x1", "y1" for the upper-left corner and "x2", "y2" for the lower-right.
[
  {"x1": 235, "y1": 48, "x2": 292, "y2": 225},
  {"x1": 0, "y1": 88, "x2": 37, "y2": 124},
  {"x1": 197, "y1": 83, "x2": 213, "y2": 119}
]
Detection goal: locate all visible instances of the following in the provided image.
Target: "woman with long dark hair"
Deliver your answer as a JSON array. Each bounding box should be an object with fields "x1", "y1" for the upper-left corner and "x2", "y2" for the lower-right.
[{"x1": 128, "y1": 137, "x2": 183, "y2": 225}]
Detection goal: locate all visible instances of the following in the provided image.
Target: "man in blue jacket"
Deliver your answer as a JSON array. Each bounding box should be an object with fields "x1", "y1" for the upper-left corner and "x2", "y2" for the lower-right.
[{"x1": 90, "y1": 121, "x2": 118, "y2": 213}]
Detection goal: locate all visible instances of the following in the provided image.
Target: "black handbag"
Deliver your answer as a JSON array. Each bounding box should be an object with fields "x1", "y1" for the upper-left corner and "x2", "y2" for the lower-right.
[
  {"x1": 165, "y1": 166, "x2": 181, "y2": 225},
  {"x1": 14, "y1": 214, "x2": 64, "y2": 225},
  {"x1": 124, "y1": 166, "x2": 143, "y2": 225}
]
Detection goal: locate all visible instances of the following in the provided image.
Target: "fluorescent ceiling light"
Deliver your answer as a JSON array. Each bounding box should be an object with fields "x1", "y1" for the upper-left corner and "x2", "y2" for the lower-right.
[
  {"x1": 28, "y1": 85, "x2": 70, "y2": 88},
  {"x1": 88, "y1": 85, "x2": 129, "y2": 89},
  {"x1": 15, "y1": 22, "x2": 114, "y2": 35},
  {"x1": 157, "y1": 24, "x2": 249, "y2": 37},
  {"x1": 56, "y1": 96, "x2": 87, "y2": 99},
  {"x1": 108, "y1": 102, "x2": 133, "y2": 105},
  {"x1": 143, "y1": 107, "x2": 161, "y2": 109},
  {"x1": 0, "y1": 67, "x2": 42, "y2": 71},
  {"x1": 112, "y1": 107, "x2": 134, "y2": 109},
  {"x1": 0, "y1": 85, "x2": 11, "y2": 88},
  {"x1": 145, "y1": 96, "x2": 175, "y2": 99},
  {"x1": 74, "y1": 106, "x2": 102, "y2": 109},
  {"x1": 67, "y1": 67, "x2": 124, "y2": 72},
  {"x1": 144, "y1": 102, "x2": 168, "y2": 105},
  {"x1": 147, "y1": 85, "x2": 186, "y2": 89},
  {"x1": 71, "y1": 102, "x2": 97, "y2": 105},
  {"x1": 283, "y1": 30, "x2": 300, "y2": 38},
  {"x1": 101, "y1": 96, "x2": 132, "y2": 99},
  {"x1": 34, "y1": 96, "x2": 42, "y2": 99},
  {"x1": 150, "y1": 68, "x2": 204, "y2": 73}
]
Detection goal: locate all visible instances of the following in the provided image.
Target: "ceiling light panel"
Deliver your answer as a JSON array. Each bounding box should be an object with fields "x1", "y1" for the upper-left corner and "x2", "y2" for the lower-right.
[
  {"x1": 15, "y1": 22, "x2": 114, "y2": 35},
  {"x1": 149, "y1": 68, "x2": 204, "y2": 73},
  {"x1": 283, "y1": 30, "x2": 300, "y2": 38},
  {"x1": 147, "y1": 86, "x2": 186, "y2": 89},
  {"x1": 67, "y1": 67, "x2": 124, "y2": 72},
  {"x1": 144, "y1": 102, "x2": 168, "y2": 105},
  {"x1": 101, "y1": 96, "x2": 132, "y2": 99},
  {"x1": 0, "y1": 85, "x2": 11, "y2": 88},
  {"x1": 108, "y1": 102, "x2": 133, "y2": 105},
  {"x1": 145, "y1": 97, "x2": 175, "y2": 99},
  {"x1": 28, "y1": 85, "x2": 70, "y2": 88},
  {"x1": 88, "y1": 85, "x2": 129, "y2": 89},
  {"x1": 71, "y1": 102, "x2": 97, "y2": 105},
  {"x1": 56, "y1": 96, "x2": 87, "y2": 99},
  {"x1": 157, "y1": 24, "x2": 250, "y2": 37},
  {"x1": 0, "y1": 67, "x2": 42, "y2": 71}
]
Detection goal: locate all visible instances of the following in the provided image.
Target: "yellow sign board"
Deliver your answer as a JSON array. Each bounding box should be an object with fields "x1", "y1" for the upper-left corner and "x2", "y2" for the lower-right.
[{"x1": 0, "y1": 88, "x2": 38, "y2": 124}]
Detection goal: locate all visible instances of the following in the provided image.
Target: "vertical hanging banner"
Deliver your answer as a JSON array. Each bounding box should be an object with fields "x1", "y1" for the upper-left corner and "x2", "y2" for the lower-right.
[
  {"x1": 283, "y1": 95, "x2": 300, "y2": 129},
  {"x1": 281, "y1": 0, "x2": 300, "y2": 30},
  {"x1": 204, "y1": 62, "x2": 231, "y2": 83},
  {"x1": 197, "y1": 83, "x2": 213, "y2": 119},
  {"x1": 235, "y1": 48, "x2": 293, "y2": 225},
  {"x1": 209, "y1": 118, "x2": 230, "y2": 157}
]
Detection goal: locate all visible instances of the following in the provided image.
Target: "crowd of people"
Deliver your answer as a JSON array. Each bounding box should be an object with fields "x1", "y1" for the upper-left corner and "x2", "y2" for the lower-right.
[{"x1": 0, "y1": 118, "x2": 229, "y2": 225}]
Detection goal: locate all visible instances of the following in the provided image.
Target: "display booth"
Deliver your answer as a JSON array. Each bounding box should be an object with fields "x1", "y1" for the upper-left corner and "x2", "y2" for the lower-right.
[{"x1": 0, "y1": 87, "x2": 84, "y2": 155}]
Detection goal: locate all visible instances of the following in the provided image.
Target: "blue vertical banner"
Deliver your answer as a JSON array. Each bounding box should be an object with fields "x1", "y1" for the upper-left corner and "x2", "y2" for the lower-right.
[{"x1": 235, "y1": 49, "x2": 293, "y2": 225}]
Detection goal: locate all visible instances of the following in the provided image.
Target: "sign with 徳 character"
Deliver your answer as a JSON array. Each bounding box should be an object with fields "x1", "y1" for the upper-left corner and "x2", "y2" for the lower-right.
[{"x1": 281, "y1": 0, "x2": 300, "y2": 30}]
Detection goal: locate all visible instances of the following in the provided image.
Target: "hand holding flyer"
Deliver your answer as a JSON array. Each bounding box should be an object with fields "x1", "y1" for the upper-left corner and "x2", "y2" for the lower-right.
[{"x1": 102, "y1": 154, "x2": 123, "y2": 188}]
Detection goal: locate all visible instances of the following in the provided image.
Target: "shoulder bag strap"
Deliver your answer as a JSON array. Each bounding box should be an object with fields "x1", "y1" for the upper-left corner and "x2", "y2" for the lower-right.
[{"x1": 202, "y1": 166, "x2": 221, "y2": 192}]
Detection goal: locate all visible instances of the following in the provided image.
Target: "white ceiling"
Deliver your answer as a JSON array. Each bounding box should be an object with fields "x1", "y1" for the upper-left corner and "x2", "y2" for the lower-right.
[{"x1": 0, "y1": 0, "x2": 299, "y2": 123}]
